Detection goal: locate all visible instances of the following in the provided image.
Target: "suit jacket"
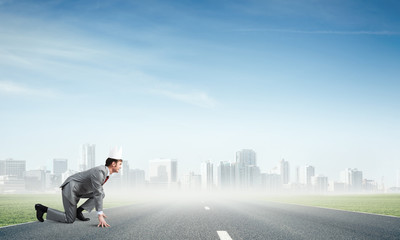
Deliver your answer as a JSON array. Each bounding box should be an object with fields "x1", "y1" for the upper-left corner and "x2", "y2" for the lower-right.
[{"x1": 60, "y1": 165, "x2": 108, "y2": 212}]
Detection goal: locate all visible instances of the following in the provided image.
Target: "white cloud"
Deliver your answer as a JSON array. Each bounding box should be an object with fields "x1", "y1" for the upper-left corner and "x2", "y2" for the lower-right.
[
  {"x1": 0, "y1": 81, "x2": 57, "y2": 97},
  {"x1": 150, "y1": 88, "x2": 217, "y2": 108}
]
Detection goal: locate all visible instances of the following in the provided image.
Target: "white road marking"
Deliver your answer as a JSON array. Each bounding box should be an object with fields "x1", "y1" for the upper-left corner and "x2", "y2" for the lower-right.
[
  {"x1": 217, "y1": 231, "x2": 233, "y2": 240},
  {"x1": 204, "y1": 206, "x2": 210, "y2": 210}
]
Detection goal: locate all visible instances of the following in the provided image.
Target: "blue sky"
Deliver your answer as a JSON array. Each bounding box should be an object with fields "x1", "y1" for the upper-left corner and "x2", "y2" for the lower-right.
[{"x1": 1, "y1": 0, "x2": 400, "y2": 185}]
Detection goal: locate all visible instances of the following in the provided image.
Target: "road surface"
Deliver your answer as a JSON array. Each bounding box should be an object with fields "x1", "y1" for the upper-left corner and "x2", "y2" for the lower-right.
[{"x1": 1, "y1": 195, "x2": 399, "y2": 239}]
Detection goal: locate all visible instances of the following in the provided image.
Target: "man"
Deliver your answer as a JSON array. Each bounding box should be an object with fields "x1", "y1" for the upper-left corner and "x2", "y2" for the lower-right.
[{"x1": 35, "y1": 146, "x2": 123, "y2": 228}]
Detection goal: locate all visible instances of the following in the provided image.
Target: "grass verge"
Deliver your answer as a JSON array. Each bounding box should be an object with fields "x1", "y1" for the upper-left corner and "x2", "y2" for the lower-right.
[
  {"x1": 264, "y1": 194, "x2": 400, "y2": 217},
  {"x1": 0, "y1": 193, "x2": 136, "y2": 227}
]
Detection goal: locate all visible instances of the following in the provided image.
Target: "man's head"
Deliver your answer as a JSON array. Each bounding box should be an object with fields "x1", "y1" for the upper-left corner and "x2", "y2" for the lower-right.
[{"x1": 105, "y1": 158, "x2": 123, "y2": 174}]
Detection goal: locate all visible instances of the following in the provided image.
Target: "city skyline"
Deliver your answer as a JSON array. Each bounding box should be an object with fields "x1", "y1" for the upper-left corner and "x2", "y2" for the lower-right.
[
  {"x1": 1, "y1": 148, "x2": 397, "y2": 191},
  {"x1": 1, "y1": 1, "x2": 400, "y2": 187}
]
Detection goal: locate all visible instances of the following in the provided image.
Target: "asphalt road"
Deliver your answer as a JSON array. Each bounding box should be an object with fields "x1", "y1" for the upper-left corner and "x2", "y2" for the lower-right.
[{"x1": 1, "y1": 195, "x2": 400, "y2": 240}]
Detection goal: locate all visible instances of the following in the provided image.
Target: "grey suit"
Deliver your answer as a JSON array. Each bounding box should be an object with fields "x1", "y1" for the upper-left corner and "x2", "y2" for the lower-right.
[{"x1": 47, "y1": 165, "x2": 108, "y2": 223}]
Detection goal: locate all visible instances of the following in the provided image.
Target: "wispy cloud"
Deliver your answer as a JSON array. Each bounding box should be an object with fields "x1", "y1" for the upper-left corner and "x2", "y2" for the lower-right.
[
  {"x1": 0, "y1": 81, "x2": 58, "y2": 97},
  {"x1": 150, "y1": 88, "x2": 217, "y2": 109},
  {"x1": 233, "y1": 28, "x2": 400, "y2": 35}
]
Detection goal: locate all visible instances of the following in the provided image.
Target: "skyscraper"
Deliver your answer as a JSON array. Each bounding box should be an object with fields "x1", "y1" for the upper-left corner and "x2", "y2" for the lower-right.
[
  {"x1": 129, "y1": 169, "x2": 146, "y2": 188},
  {"x1": 53, "y1": 159, "x2": 68, "y2": 175},
  {"x1": 217, "y1": 161, "x2": 231, "y2": 189},
  {"x1": 300, "y1": 165, "x2": 315, "y2": 187},
  {"x1": 0, "y1": 159, "x2": 26, "y2": 179},
  {"x1": 149, "y1": 158, "x2": 177, "y2": 184},
  {"x1": 236, "y1": 149, "x2": 256, "y2": 166},
  {"x1": 201, "y1": 160, "x2": 214, "y2": 190},
  {"x1": 311, "y1": 175, "x2": 328, "y2": 192},
  {"x1": 181, "y1": 172, "x2": 201, "y2": 191},
  {"x1": 280, "y1": 159, "x2": 290, "y2": 184},
  {"x1": 80, "y1": 144, "x2": 95, "y2": 171},
  {"x1": 235, "y1": 149, "x2": 257, "y2": 189},
  {"x1": 341, "y1": 168, "x2": 363, "y2": 192}
]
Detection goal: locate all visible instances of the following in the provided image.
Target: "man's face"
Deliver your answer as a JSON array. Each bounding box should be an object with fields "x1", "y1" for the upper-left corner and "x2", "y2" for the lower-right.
[{"x1": 112, "y1": 161, "x2": 123, "y2": 173}]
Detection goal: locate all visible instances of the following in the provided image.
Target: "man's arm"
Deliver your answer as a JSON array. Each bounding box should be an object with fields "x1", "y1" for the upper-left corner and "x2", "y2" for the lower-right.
[{"x1": 90, "y1": 168, "x2": 110, "y2": 227}]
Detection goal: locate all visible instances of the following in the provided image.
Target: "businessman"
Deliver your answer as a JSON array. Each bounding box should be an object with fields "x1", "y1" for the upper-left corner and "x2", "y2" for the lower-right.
[{"x1": 35, "y1": 147, "x2": 123, "y2": 227}]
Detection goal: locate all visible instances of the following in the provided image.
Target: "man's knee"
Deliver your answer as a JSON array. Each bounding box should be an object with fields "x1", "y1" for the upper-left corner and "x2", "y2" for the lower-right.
[{"x1": 102, "y1": 192, "x2": 105, "y2": 199}]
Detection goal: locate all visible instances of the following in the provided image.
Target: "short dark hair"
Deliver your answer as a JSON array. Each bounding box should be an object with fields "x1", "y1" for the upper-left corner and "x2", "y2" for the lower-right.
[{"x1": 105, "y1": 158, "x2": 123, "y2": 166}]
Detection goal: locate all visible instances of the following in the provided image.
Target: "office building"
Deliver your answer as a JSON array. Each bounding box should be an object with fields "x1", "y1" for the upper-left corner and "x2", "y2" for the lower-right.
[
  {"x1": 235, "y1": 149, "x2": 257, "y2": 188},
  {"x1": 53, "y1": 159, "x2": 68, "y2": 175},
  {"x1": 129, "y1": 169, "x2": 146, "y2": 188},
  {"x1": 300, "y1": 165, "x2": 315, "y2": 187},
  {"x1": 25, "y1": 169, "x2": 46, "y2": 192},
  {"x1": 181, "y1": 172, "x2": 201, "y2": 190},
  {"x1": 201, "y1": 161, "x2": 214, "y2": 190},
  {"x1": 149, "y1": 158, "x2": 177, "y2": 184},
  {"x1": 280, "y1": 159, "x2": 290, "y2": 184},
  {"x1": 311, "y1": 175, "x2": 328, "y2": 192},
  {"x1": 80, "y1": 144, "x2": 95, "y2": 171},
  {"x1": 216, "y1": 161, "x2": 232, "y2": 189},
  {"x1": 341, "y1": 168, "x2": 363, "y2": 192},
  {"x1": 0, "y1": 159, "x2": 26, "y2": 179}
]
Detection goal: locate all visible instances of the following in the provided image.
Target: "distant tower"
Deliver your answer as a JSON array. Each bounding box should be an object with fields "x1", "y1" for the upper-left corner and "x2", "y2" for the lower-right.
[
  {"x1": 53, "y1": 159, "x2": 68, "y2": 175},
  {"x1": 0, "y1": 159, "x2": 26, "y2": 179},
  {"x1": 236, "y1": 149, "x2": 256, "y2": 166},
  {"x1": 235, "y1": 149, "x2": 257, "y2": 188},
  {"x1": 201, "y1": 161, "x2": 214, "y2": 190},
  {"x1": 149, "y1": 158, "x2": 178, "y2": 184},
  {"x1": 280, "y1": 159, "x2": 290, "y2": 184},
  {"x1": 217, "y1": 161, "x2": 232, "y2": 189},
  {"x1": 341, "y1": 168, "x2": 363, "y2": 192},
  {"x1": 300, "y1": 165, "x2": 315, "y2": 187},
  {"x1": 80, "y1": 144, "x2": 96, "y2": 171}
]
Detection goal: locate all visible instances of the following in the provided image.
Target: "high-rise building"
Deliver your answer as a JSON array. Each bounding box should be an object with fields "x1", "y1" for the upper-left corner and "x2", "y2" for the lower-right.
[
  {"x1": 246, "y1": 165, "x2": 261, "y2": 188},
  {"x1": 121, "y1": 161, "x2": 130, "y2": 188},
  {"x1": 149, "y1": 159, "x2": 177, "y2": 184},
  {"x1": 80, "y1": 144, "x2": 95, "y2": 171},
  {"x1": 261, "y1": 173, "x2": 282, "y2": 192},
  {"x1": 129, "y1": 169, "x2": 146, "y2": 188},
  {"x1": 53, "y1": 159, "x2": 68, "y2": 175},
  {"x1": 235, "y1": 149, "x2": 257, "y2": 189},
  {"x1": 236, "y1": 149, "x2": 256, "y2": 166},
  {"x1": 341, "y1": 168, "x2": 363, "y2": 192},
  {"x1": 295, "y1": 166, "x2": 300, "y2": 184},
  {"x1": 280, "y1": 159, "x2": 290, "y2": 184},
  {"x1": 25, "y1": 169, "x2": 46, "y2": 191},
  {"x1": 181, "y1": 172, "x2": 201, "y2": 190},
  {"x1": 217, "y1": 161, "x2": 232, "y2": 189},
  {"x1": 311, "y1": 175, "x2": 328, "y2": 192},
  {"x1": 300, "y1": 165, "x2": 315, "y2": 187},
  {"x1": 0, "y1": 159, "x2": 26, "y2": 179},
  {"x1": 201, "y1": 161, "x2": 214, "y2": 190}
]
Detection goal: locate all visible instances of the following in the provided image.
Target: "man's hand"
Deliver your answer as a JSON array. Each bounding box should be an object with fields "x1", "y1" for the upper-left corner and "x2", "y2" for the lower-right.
[{"x1": 97, "y1": 213, "x2": 110, "y2": 228}]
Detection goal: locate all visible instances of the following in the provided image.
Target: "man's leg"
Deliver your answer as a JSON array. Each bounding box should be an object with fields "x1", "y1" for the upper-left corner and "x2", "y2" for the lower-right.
[{"x1": 46, "y1": 184, "x2": 77, "y2": 223}]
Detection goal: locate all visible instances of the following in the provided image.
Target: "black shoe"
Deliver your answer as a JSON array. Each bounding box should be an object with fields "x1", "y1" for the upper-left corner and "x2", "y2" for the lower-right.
[
  {"x1": 76, "y1": 207, "x2": 90, "y2": 221},
  {"x1": 35, "y1": 204, "x2": 47, "y2": 222}
]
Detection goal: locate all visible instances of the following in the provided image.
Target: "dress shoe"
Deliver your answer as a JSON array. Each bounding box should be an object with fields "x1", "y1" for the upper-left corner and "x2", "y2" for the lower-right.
[
  {"x1": 35, "y1": 204, "x2": 48, "y2": 222},
  {"x1": 76, "y1": 207, "x2": 90, "y2": 221}
]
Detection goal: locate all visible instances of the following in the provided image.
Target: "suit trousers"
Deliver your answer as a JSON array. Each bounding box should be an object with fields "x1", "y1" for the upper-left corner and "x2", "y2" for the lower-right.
[{"x1": 46, "y1": 182, "x2": 104, "y2": 223}]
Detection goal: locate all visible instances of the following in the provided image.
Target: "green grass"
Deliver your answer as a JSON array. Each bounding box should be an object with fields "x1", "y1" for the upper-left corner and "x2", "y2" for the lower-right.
[
  {"x1": 0, "y1": 194, "x2": 136, "y2": 227},
  {"x1": 264, "y1": 194, "x2": 400, "y2": 217}
]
